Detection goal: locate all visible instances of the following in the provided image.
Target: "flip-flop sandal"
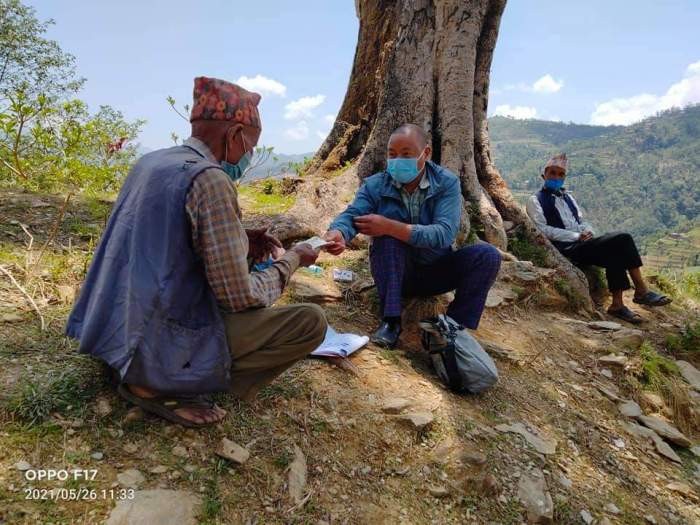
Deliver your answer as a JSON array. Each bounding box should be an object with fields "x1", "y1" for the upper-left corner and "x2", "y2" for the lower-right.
[
  {"x1": 607, "y1": 306, "x2": 643, "y2": 325},
  {"x1": 117, "y1": 384, "x2": 220, "y2": 428},
  {"x1": 633, "y1": 290, "x2": 672, "y2": 307}
]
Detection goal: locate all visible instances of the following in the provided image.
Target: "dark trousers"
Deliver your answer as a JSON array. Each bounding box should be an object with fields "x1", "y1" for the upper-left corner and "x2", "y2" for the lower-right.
[
  {"x1": 369, "y1": 236, "x2": 501, "y2": 329},
  {"x1": 558, "y1": 232, "x2": 643, "y2": 292}
]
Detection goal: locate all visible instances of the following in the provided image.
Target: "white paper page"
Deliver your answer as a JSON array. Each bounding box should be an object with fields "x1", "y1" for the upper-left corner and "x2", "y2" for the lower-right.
[{"x1": 311, "y1": 325, "x2": 369, "y2": 358}]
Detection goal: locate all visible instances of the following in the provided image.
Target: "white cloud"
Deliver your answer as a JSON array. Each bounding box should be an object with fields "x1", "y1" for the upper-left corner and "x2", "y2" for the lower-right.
[
  {"x1": 493, "y1": 104, "x2": 538, "y2": 119},
  {"x1": 591, "y1": 60, "x2": 700, "y2": 125},
  {"x1": 235, "y1": 75, "x2": 287, "y2": 97},
  {"x1": 284, "y1": 95, "x2": 326, "y2": 120},
  {"x1": 323, "y1": 114, "x2": 336, "y2": 125},
  {"x1": 285, "y1": 121, "x2": 309, "y2": 141},
  {"x1": 316, "y1": 130, "x2": 328, "y2": 140},
  {"x1": 500, "y1": 74, "x2": 563, "y2": 94},
  {"x1": 532, "y1": 74, "x2": 564, "y2": 94}
]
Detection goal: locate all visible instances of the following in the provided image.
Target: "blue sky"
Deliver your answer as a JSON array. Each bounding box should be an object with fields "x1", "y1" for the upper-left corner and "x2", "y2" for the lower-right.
[{"x1": 28, "y1": 0, "x2": 700, "y2": 154}]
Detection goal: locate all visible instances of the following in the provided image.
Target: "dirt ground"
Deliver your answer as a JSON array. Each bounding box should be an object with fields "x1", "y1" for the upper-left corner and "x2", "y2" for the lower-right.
[{"x1": 1, "y1": 190, "x2": 699, "y2": 524}]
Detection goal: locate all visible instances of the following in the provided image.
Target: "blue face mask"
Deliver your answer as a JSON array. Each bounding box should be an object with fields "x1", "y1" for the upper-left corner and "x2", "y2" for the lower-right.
[
  {"x1": 544, "y1": 179, "x2": 565, "y2": 192},
  {"x1": 387, "y1": 151, "x2": 425, "y2": 185},
  {"x1": 221, "y1": 150, "x2": 252, "y2": 182},
  {"x1": 222, "y1": 130, "x2": 253, "y2": 182}
]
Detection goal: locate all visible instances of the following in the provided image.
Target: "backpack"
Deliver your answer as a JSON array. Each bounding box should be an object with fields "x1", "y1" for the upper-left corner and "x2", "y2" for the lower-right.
[{"x1": 419, "y1": 315, "x2": 498, "y2": 394}]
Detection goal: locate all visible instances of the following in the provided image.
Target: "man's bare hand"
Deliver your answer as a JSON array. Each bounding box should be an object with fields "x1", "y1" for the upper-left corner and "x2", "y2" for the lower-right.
[
  {"x1": 247, "y1": 228, "x2": 283, "y2": 262},
  {"x1": 579, "y1": 231, "x2": 594, "y2": 242},
  {"x1": 354, "y1": 214, "x2": 392, "y2": 237},
  {"x1": 323, "y1": 230, "x2": 346, "y2": 256},
  {"x1": 291, "y1": 243, "x2": 320, "y2": 267}
]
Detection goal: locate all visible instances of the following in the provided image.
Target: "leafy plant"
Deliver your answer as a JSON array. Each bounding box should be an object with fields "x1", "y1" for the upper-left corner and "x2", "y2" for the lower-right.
[
  {"x1": 508, "y1": 228, "x2": 548, "y2": 267},
  {"x1": 639, "y1": 341, "x2": 679, "y2": 390},
  {"x1": 666, "y1": 321, "x2": 700, "y2": 354}
]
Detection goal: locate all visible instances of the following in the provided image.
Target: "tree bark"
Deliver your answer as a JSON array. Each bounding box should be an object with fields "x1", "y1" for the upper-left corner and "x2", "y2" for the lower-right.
[{"x1": 309, "y1": 0, "x2": 593, "y2": 311}]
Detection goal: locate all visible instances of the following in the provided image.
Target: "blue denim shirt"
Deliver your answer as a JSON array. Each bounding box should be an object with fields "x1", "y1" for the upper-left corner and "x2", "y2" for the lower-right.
[{"x1": 329, "y1": 161, "x2": 462, "y2": 264}]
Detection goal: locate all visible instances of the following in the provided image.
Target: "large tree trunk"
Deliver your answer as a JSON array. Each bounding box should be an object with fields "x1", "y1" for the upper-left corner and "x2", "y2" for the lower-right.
[{"x1": 308, "y1": 0, "x2": 593, "y2": 311}]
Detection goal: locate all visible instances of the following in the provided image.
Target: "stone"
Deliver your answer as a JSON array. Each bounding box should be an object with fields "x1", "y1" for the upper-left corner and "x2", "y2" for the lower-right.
[
  {"x1": 149, "y1": 465, "x2": 169, "y2": 474},
  {"x1": 598, "y1": 354, "x2": 628, "y2": 367},
  {"x1": 644, "y1": 514, "x2": 658, "y2": 524},
  {"x1": 381, "y1": 398, "x2": 411, "y2": 414},
  {"x1": 611, "y1": 328, "x2": 645, "y2": 349},
  {"x1": 485, "y1": 286, "x2": 518, "y2": 308},
  {"x1": 215, "y1": 438, "x2": 250, "y2": 465},
  {"x1": 620, "y1": 422, "x2": 681, "y2": 463},
  {"x1": 636, "y1": 415, "x2": 692, "y2": 447},
  {"x1": 612, "y1": 438, "x2": 625, "y2": 449},
  {"x1": 676, "y1": 360, "x2": 700, "y2": 391},
  {"x1": 290, "y1": 279, "x2": 343, "y2": 304},
  {"x1": 105, "y1": 489, "x2": 200, "y2": 525},
  {"x1": 399, "y1": 412, "x2": 434, "y2": 431},
  {"x1": 288, "y1": 445, "x2": 307, "y2": 505},
  {"x1": 598, "y1": 386, "x2": 621, "y2": 401},
  {"x1": 123, "y1": 443, "x2": 139, "y2": 454},
  {"x1": 1, "y1": 313, "x2": 23, "y2": 323},
  {"x1": 172, "y1": 445, "x2": 189, "y2": 458},
  {"x1": 580, "y1": 509, "x2": 594, "y2": 524},
  {"x1": 117, "y1": 469, "x2": 146, "y2": 489},
  {"x1": 604, "y1": 503, "x2": 621, "y2": 515},
  {"x1": 588, "y1": 321, "x2": 622, "y2": 331},
  {"x1": 640, "y1": 392, "x2": 666, "y2": 412},
  {"x1": 557, "y1": 474, "x2": 572, "y2": 490},
  {"x1": 495, "y1": 423, "x2": 557, "y2": 455},
  {"x1": 690, "y1": 445, "x2": 700, "y2": 458},
  {"x1": 428, "y1": 485, "x2": 450, "y2": 498},
  {"x1": 618, "y1": 400, "x2": 642, "y2": 418},
  {"x1": 517, "y1": 469, "x2": 553, "y2": 523},
  {"x1": 462, "y1": 450, "x2": 487, "y2": 466},
  {"x1": 95, "y1": 397, "x2": 113, "y2": 417},
  {"x1": 91, "y1": 452, "x2": 104, "y2": 460},
  {"x1": 124, "y1": 407, "x2": 144, "y2": 423},
  {"x1": 15, "y1": 460, "x2": 32, "y2": 471},
  {"x1": 56, "y1": 284, "x2": 75, "y2": 304},
  {"x1": 665, "y1": 482, "x2": 694, "y2": 498}
]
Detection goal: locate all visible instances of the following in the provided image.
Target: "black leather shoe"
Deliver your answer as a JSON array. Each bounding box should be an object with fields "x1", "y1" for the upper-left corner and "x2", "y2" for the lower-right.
[{"x1": 370, "y1": 320, "x2": 402, "y2": 349}]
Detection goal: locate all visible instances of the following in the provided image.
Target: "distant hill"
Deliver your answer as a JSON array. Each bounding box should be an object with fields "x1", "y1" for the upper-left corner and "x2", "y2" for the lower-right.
[
  {"x1": 243, "y1": 151, "x2": 314, "y2": 181},
  {"x1": 489, "y1": 105, "x2": 700, "y2": 245}
]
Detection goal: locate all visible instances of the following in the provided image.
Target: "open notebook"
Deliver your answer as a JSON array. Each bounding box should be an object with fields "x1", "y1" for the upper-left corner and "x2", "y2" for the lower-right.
[{"x1": 311, "y1": 325, "x2": 369, "y2": 358}]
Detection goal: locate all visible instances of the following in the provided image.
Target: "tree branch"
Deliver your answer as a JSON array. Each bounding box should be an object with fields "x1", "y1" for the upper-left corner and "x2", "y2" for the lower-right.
[{"x1": 0, "y1": 264, "x2": 45, "y2": 331}]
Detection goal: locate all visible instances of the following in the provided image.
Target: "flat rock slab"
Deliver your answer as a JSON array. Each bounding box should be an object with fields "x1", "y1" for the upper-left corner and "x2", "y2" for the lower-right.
[
  {"x1": 599, "y1": 354, "x2": 628, "y2": 367},
  {"x1": 517, "y1": 469, "x2": 553, "y2": 523},
  {"x1": 611, "y1": 328, "x2": 645, "y2": 349},
  {"x1": 485, "y1": 286, "x2": 518, "y2": 308},
  {"x1": 106, "y1": 489, "x2": 200, "y2": 525},
  {"x1": 495, "y1": 422, "x2": 557, "y2": 455},
  {"x1": 216, "y1": 438, "x2": 250, "y2": 465},
  {"x1": 399, "y1": 412, "x2": 434, "y2": 431},
  {"x1": 637, "y1": 415, "x2": 691, "y2": 447},
  {"x1": 588, "y1": 321, "x2": 622, "y2": 331},
  {"x1": 288, "y1": 445, "x2": 307, "y2": 505},
  {"x1": 381, "y1": 398, "x2": 412, "y2": 414},
  {"x1": 618, "y1": 400, "x2": 642, "y2": 418},
  {"x1": 621, "y1": 422, "x2": 681, "y2": 463},
  {"x1": 676, "y1": 360, "x2": 700, "y2": 391},
  {"x1": 117, "y1": 469, "x2": 145, "y2": 489}
]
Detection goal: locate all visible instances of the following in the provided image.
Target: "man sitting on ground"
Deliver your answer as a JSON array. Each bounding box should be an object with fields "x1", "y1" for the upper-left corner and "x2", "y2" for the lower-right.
[
  {"x1": 322, "y1": 124, "x2": 502, "y2": 348},
  {"x1": 66, "y1": 77, "x2": 327, "y2": 427},
  {"x1": 526, "y1": 153, "x2": 671, "y2": 324}
]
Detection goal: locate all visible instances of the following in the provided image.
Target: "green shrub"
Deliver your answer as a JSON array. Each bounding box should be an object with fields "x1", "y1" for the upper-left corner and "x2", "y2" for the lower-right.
[
  {"x1": 508, "y1": 229, "x2": 548, "y2": 267},
  {"x1": 639, "y1": 341, "x2": 679, "y2": 390},
  {"x1": 666, "y1": 321, "x2": 700, "y2": 354}
]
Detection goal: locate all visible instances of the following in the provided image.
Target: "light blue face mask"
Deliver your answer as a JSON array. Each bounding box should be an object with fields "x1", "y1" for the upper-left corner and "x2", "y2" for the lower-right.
[
  {"x1": 544, "y1": 178, "x2": 565, "y2": 192},
  {"x1": 221, "y1": 131, "x2": 253, "y2": 182},
  {"x1": 387, "y1": 151, "x2": 426, "y2": 185}
]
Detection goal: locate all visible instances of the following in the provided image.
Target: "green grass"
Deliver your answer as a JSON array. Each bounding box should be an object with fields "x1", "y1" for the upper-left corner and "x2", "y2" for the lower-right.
[
  {"x1": 4, "y1": 364, "x2": 101, "y2": 425},
  {"x1": 554, "y1": 278, "x2": 586, "y2": 309},
  {"x1": 666, "y1": 320, "x2": 700, "y2": 354},
  {"x1": 639, "y1": 341, "x2": 679, "y2": 390},
  {"x1": 237, "y1": 183, "x2": 295, "y2": 214},
  {"x1": 508, "y1": 230, "x2": 548, "y2": 267}
]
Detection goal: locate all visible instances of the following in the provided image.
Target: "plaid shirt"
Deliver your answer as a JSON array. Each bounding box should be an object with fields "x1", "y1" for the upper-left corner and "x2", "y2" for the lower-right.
[
  {"x1": 394, "y1": 170, "x2": 430, "y2": 224},
  {"x1": 183, "y1": 137, "x2": 300, "y2": 312}
]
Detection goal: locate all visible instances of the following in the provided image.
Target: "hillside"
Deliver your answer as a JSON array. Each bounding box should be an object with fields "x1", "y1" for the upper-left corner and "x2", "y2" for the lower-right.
[
  {"x1": 244, "y1": 152, "x2": 314, "y2": 181},
  {"x1": 489, "y1": 106, "x2": 700, "y2": 245},
  {"x1": 1, "y1": 190, "x2": 700, "y2": 525}
]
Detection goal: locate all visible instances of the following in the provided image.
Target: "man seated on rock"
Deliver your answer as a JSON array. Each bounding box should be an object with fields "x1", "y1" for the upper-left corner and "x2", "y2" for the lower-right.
[
  {"x1": 322, "y1": 123, "x2": 502, "y2": 348},
  {"x1": 66, "y1": 77, "x2": 327, "y2": 427},
  {"x1": 526, "y1": 153, "x2": 671, "y2": 324}
]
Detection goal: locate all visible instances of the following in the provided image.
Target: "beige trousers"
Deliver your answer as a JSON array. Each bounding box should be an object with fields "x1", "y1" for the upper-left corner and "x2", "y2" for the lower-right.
[{"x1": 222, "y1": 303, "x2": 327, "y2": 400}]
